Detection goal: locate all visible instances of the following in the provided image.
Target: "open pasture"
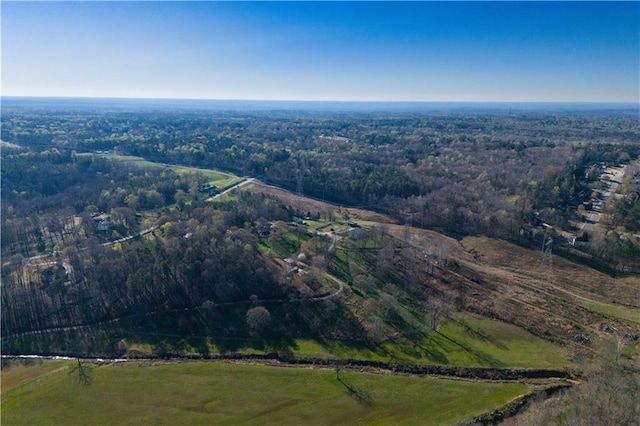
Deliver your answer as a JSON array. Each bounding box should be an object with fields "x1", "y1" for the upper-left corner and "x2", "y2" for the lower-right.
[
  {"x1": 82, "y1": 153, "x2": 242, "y2": 187},
  {"x1": 1, "y1": 360, "x2": 528, "y2": 425}
]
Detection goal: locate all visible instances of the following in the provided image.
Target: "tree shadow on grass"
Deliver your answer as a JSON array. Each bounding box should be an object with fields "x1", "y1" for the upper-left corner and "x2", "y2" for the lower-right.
[
  {"x1": 456, "y1": 319, "x2": 509, "y2": 351},
  {"x1": 382, "y1": 331, "x2": 451, "y2": 365},
  {"x1": 208, "y1": 333, "x2": 298, "y2": 355},
  {"x1": 385, "y1": 315, "x2": 450, "y2": 365},
  {"x1": 197, "y1": 304, "x2": 300, "y2": 354},
  {"x1": 338, "y1": 376, "x2": 373, "y2": 407},
  {"x1": 404, "y1": 334, "x2": 450, "y2": 365},
  {"x1": 435, "y1": 330, "x2": 504, "y2": 367}
]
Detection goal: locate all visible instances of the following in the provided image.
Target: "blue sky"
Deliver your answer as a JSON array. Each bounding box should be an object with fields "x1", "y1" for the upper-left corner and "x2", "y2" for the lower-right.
[{"x1": 2, "y1": 1, "x2": 638, "y2": 102}]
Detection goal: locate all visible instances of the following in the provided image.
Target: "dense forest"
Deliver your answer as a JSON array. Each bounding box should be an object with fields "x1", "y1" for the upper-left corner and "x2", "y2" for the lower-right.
[{"x1": 3, "y1": 103, "x2": 639, "y2": 257}]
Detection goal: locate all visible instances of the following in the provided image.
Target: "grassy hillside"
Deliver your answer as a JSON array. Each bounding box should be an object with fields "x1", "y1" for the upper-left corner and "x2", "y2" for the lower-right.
[
  {"x1": 114, "y1": 313, "x2": 570, "y2": 369},
  {"x1": 81, "y1": 153, "x2": 243, "y2": 187}
]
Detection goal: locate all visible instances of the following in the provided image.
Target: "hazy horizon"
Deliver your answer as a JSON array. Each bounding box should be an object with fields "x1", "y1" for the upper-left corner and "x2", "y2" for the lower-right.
[{"x1": 3, "y1": 96, "x2": 638, "y2": 115}]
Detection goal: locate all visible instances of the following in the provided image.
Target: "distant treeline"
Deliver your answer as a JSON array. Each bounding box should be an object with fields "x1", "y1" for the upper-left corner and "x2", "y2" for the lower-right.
[{"x1": 4, "y1": 106, "x2": 639, "y2": 233}]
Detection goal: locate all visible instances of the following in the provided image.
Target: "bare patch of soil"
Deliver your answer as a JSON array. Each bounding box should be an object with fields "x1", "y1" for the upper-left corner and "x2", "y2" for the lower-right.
[{"x1": 247, "y1": 181, "x2": 399, "y2": 224}]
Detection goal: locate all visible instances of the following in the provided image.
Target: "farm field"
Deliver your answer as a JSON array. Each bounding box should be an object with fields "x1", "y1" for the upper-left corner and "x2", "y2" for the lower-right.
[{"x1": 1, "y1": 359, "x2": 528, "y2": 425}]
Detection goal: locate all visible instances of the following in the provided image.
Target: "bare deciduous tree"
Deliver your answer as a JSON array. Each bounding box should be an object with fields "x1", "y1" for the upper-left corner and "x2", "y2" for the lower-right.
[{"x1": 246, "y1": 306, "x2": 272, "y2": 332}]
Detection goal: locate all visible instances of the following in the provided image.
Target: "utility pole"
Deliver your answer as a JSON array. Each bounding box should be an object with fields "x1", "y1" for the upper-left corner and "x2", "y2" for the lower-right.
[
  {"x1": 296, "y1": 174, "x2": 303, "y2": 198},
  {"x1": 540, "y1": 231, "x2": 553, "y2": 278}
]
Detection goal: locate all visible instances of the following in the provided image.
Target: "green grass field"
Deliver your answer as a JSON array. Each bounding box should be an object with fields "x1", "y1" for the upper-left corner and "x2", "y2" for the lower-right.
[
  {"x1": 81, "y1": 153, "x2": 242, "y2": 187},
  {"x1": 1, "y1": 360, "x2": 70, "y2": 393},
  {"x1": 257, "y1": 226, "x2": 310, "y2": 258},
  {"x1": 583, "y1": 301, "x2": 640, "y2": 325},
  {"x1": 1, "y1": 360, "x2": 528, "y2": 425},
  {"x1": 430, "y1": 316, "x2": 572, "y2": 367},
  {"x1": 115, "y1": 314, "x2": 569, "y2": 370},
  {"x1": 288, "y1": 315, "x2": 571, "y2": 369}
]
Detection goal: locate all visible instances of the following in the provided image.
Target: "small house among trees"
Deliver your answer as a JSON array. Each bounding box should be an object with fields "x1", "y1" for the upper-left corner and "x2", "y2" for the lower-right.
[
  {"x1": 254, "y1": 218, "x2": 273, "y2": 236},
  {"x1": 93, "y1": 213, "x2": 111, "y2": 232},
  {"x1": 198, "y1": 184, "x2": 219, "y2": 194}
]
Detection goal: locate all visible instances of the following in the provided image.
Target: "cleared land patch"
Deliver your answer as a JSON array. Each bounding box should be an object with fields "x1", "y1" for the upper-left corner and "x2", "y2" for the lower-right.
[
  {"x1": 458, "y1": 236, "x2": 639, "y2": 337},
  {"x1": 81, "y1": 153, "x2": 242, "y2": 187},
  {"x1": 460, "y1": 236, "x2": 638, "y2": 307}
]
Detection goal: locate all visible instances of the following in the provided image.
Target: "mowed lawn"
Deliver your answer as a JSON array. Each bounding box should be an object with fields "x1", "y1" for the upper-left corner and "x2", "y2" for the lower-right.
[{"x1": 1, "y1": 360, "x2": 527, "y2": 425}]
